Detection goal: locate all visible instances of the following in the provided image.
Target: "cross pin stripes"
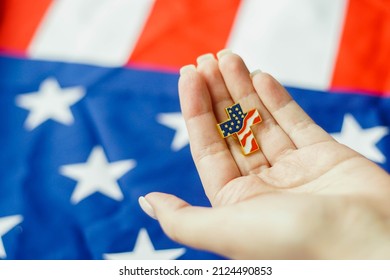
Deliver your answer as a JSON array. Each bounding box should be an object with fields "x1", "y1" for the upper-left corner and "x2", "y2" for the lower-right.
[{"x1": 217, "y1": 103, "x2": 262, "y2": 155}]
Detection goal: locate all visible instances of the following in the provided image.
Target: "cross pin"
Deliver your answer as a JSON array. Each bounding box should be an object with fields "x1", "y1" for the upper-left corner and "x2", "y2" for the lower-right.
[{"x1": 217, "y1": 103, "x2": 262, "y2": 155}]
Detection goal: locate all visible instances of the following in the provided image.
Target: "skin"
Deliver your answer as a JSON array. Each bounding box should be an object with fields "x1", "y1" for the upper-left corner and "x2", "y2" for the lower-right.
[{"x1": 143, "y1": 50, "x2": 390, "y2": 259}]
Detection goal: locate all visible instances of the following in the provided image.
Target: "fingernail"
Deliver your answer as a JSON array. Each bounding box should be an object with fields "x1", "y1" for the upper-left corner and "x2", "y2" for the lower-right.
[
  {"x1": 250, "y1": 69, "x2": 262, "y2": 79},
  {"x1": 196, "y1": 53, "x2": 214, "y2": 64},
  {"x1": 138, "y1": 196, "x2": 157, "y2": 220},
  {"x1": 216, "y1": 49, "x2": 233, "y2": 60},
  {"x1": 179, "y1": 64, "x2": 196, "y2": 75}
]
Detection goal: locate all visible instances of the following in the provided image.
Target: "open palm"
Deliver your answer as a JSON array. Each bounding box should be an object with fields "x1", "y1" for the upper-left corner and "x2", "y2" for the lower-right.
[{"x1": 142, "y1": 51, "x2": 390, "y2": 259}]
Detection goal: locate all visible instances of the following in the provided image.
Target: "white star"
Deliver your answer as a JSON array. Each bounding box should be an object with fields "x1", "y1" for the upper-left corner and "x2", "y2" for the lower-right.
[
  {"x1": 0, "y1": 215, "x2": 23, "y2": 259},
  {"x1": 103, "y1": 228, "x2": 185, "y2": 260},
  {"x1": 331, "y1": 114, "x2": 389, "y2": 163},
  {"x1": 16, "y1": 78, "x2": 85, "y2": 130},
  {"x1": 59, "y1": 146, "x2": 136, "y2": 204},
  {"x1": 157, "y1": 113, "x2": 189, "y2": 151}
]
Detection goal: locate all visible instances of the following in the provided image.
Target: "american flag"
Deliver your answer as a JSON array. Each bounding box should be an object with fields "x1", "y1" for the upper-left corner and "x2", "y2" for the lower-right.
[{"x1": 0, "y1": 0, "x2": 389, "y2": 260}]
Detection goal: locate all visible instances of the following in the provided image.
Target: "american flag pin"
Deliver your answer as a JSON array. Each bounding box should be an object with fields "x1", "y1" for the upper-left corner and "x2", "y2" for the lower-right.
[{"x1": 217, "y1": 103, "x2": 262, "y2": 155}]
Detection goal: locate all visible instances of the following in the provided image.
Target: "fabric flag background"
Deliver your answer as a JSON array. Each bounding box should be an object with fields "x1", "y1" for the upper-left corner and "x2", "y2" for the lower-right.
[{"x1": 0, "y1": 0, "x2": 389, "y2": 259}]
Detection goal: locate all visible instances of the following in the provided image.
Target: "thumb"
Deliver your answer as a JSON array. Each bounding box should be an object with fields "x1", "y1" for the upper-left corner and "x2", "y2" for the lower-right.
[{"x1": 139, "y1": 192, "x2": 228, "y2": 255}]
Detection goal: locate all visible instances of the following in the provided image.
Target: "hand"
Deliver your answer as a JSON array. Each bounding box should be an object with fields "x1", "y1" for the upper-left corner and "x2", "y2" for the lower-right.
[{"x1": 140, "y1": 50, "x2": 390, "y2": 259}]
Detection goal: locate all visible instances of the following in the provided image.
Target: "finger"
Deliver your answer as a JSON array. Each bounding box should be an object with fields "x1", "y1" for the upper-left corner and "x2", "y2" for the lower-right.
[
  {"x1": 251, "y1": 72, "x2": 334, "y2": 148},
  {"x1": 196, "y1": 53, "x2": 270, "y2": 174},
  {"x1": 217, "y1": 50, "x2": 296, "y2": 166},
  {"x1": 196, "y1": 54, "x2": 235, "y2": 124},
  {"x1": 178, "y1": 66, "x2": 241, "y2": 202},
  {"x1": 143, "y1": 192, "x2": 327, "y2": 260},
  {"x1": 143, "y1": 192, "x2": 230, "y2": 255}
]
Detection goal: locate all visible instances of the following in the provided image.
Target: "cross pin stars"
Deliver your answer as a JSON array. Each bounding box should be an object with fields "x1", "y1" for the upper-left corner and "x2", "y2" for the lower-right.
[{"x1": 217, "y1": 103, "x2": 262, "y2": 155}]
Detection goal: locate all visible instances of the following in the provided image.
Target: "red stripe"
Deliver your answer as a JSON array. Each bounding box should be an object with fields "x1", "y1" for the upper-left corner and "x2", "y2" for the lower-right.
[
  {"x1": 0, "y1": 0, "x2": 52, "y2": 54},
  {"x1": 238, "y1": 116, "x2": 249, "y2": 135},
  {"x1": 330, "y1": 0, "x2": 390, "y2": 96},
  {"x1": 128, "y1": 0, "x2": 241, "y2": 70},
  {"x1": 250, "y1": 138, "x2": 259, "y2": 153},
  {"x1": 237, "y1": 117, "x2": 248, "y2": 135},
  {"x1": 238, "y1": 110, "x2": 254, "y2": 134},
  {"x1": 240, "y1": 130, "x2": 252, "y2": 146},
  {"x1": 246, "y1": 109, "x2": 255, "y2": 119}
]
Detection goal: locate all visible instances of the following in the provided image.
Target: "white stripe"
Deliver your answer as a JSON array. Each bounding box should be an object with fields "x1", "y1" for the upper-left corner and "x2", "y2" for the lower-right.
[
  {"x1": 242, "y1": 133, "x2": 254, "y2": 154},
  {"x1": 227, "y1": 0, "x2": 348, "y2": 90},
  {"x1": 28, "y1": 0, "x2": 155, "y2": 67}
]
